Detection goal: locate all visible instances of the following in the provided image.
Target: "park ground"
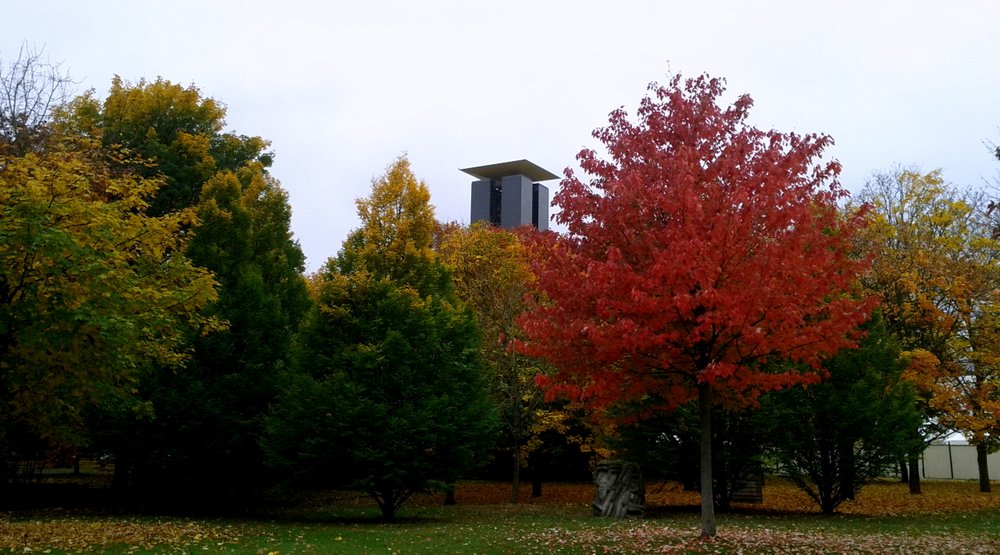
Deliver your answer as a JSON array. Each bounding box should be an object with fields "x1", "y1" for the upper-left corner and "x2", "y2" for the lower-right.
[{"x1": 2, "y1": 470, "x2": 999, "y2": 554}]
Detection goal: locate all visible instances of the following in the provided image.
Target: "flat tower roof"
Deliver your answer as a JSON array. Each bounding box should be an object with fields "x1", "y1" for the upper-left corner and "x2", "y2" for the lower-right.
[{"x1": 460, "y1": 159, "x2": 559, "y2": 182}]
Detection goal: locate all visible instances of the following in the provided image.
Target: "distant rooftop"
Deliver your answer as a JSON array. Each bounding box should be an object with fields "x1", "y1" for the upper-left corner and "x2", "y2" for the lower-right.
[{"x1": 460, "y1": 159, "x2": 559, "y2": 182}]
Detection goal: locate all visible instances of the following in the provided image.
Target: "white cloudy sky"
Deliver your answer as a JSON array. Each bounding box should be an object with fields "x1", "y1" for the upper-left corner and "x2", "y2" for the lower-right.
[{"x1": 7, "y1": 1, "x2": 1000, "y2": 271}]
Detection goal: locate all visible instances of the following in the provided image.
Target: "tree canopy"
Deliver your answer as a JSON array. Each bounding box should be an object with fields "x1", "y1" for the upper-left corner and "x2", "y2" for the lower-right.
[
  {"x1": 517, "y1": 74, "x2": 874, "y2": 537},
  {"x1": 69, "y1": 77, "x2": 271, "y2": 216},
  {"x1": 57, "y1": 76, "x2": 308, "y2": 497},
  {"x1": 0, "y1": 132, "x2": 217, "y2": 481},
  {"x1": 858, "y1": 168, "x2": 1000, "y2": 493}
]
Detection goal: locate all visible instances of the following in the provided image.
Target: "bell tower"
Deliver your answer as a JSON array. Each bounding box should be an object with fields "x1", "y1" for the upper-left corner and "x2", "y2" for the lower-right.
[{"x1": 461, "y1": 159, "x2": 557, "y2": 231}]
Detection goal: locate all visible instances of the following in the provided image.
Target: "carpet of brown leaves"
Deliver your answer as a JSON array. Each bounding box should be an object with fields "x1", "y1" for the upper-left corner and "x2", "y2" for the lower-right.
[
  {"x1": 518, "y1": 523, "x2": 1000, "y2": 554},
  {"x1": 425, "y1": 479, "x2": 1000, "y2": 553},
  {"x1": 2, "y1": 479, "x2": 999, "y2": 553},
  {"x1": 414, "y1": 477, "x2": 1000, "y2": 517},
  {"x1": 0, "y1": 517, "x2": 253, "y2": 552}
]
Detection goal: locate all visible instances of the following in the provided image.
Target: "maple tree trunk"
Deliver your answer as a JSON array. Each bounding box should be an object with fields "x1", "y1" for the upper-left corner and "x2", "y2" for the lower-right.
[
  {"x1": 976, "y1": 443, "x2": 991, "y2": 493},
  {"x1": 698, "y1": 382, "x2": 716, "y2": 538},
  {"x1": 907, "y1": 455, "x2": 921, "y2": 495}
]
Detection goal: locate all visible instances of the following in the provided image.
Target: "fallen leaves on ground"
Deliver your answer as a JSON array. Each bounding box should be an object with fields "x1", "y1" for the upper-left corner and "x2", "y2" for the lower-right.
[
  {"x1": 411, "y1": 477, "x2": 1000, "y2": 517},
  {"x1": 2, "y1": 479, "x2": 1000, "y2": 553},
  {"x1": 520, "y1": 522, "x2": 1000, "y2": 554},
  {"x1": 0, "y1": 516, "x2": 252, "y2": 552}
]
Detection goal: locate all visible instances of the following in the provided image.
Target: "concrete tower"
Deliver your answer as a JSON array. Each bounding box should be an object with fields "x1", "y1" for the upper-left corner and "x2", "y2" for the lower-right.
[{"x1": 461, "y1": 159, "x2": 558, "y2": 231}]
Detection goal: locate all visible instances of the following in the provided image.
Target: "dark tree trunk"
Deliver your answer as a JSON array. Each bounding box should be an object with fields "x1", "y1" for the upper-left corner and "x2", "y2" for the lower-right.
[
  {"x1": 714, "y1": 470, "x2": 730, "y2": 513},
  {"x1": 839, "y1": 440, "x2": 855, "y2": 500},
  {"x1": 444, "y1": 483, "x2": 456, "y2": 505},
  {"x1": 819, "y1": 439, "x2": 835, "y2": 512},
  {"x1": 374, "y1": 485, "x2": 401, "y2": 520},
  {"x1": 531, "y1": 471, "x2": 542, "y2": 498},
  {"x1": 698, "y1": 382, "x2": 716, "y2": 538},
  {"x1": 976, "y1": 443, "x2": 991, "y2": 493},
  {"x1": 510, "y1": 348, "x2": 522, "y2": 505},
  {"x1": 820, "y1": 495, "x2": 836, "y2": 515},
  {"x1": 112, "y1": 447, "x2": 131, "y2": 495},
  {"x1": 378, "y1": 490, "x2": 395, "y2": 520},
  {"x1": 898, "y1": 458, "x2": 909, "y2": 483},
  {"x1": 511, "y1": 439, "x2": 522, "y2": 504},
  {"x1": 528, "y1": 450, "x2": 542, "y2": 498},
  {"x1": 907, "y1": 455, "x2": 921, "y2": 495}
]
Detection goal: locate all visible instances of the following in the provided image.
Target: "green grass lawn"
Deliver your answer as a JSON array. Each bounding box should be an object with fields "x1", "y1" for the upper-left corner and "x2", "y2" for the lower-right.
[{"x1": 2, "y1": 480, "x2": 1000, "y2": 554}]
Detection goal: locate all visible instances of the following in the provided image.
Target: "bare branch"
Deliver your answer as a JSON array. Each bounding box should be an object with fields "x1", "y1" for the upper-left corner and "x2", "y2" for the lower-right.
[{"x1": 0, "y1": 42, "x2": 76, "y2": 155}]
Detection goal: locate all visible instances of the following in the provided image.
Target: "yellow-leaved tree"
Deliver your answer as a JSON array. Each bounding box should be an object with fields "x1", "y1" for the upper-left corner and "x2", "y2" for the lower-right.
[
  {"x1": 438, "y1": 223, "x2": 605, "y2": 503},
  {"x1": 0, "y1": 132, "x2": 218, "y2": 482},
  {"x1": 858, "y1": 168, "x2": 1000, "y2": 493},
  {"x1": 438, "y1": 223, "x2": 540, "y2": 503}
]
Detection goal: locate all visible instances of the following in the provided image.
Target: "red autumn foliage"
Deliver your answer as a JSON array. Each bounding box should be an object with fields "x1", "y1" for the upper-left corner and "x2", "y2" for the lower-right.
[
  {"x1": 515, "y1": 73, "x2": 875, "y2": 537},
  {"x1": 517, "y1": 73, "x2": 874, "y2": 410}
]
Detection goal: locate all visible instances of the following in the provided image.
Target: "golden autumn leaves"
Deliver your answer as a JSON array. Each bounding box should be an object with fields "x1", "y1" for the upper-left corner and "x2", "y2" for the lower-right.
[
  {"x1": 1, "y1": 133, "x2": 219, "y2": 451},
  {"x1": 859, "y1": 169, "x2": 1000, "y2": 466}
]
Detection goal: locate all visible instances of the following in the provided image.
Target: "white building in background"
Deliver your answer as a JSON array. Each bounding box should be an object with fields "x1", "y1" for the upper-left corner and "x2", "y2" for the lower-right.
[{"x1": 920, "y1": 441, "x2": 1000, "y2": 480}]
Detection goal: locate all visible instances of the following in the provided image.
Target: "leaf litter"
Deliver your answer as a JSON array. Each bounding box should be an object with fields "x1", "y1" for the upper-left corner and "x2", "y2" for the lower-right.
[{"x1": 3, "y1": 479, "x2": 1000, "y2": 553}]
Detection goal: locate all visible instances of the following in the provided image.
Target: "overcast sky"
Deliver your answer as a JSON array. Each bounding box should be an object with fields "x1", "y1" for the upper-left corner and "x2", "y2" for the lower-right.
[{"x1": 7, "y1": 1, "x2": 1000, "y2": 271}]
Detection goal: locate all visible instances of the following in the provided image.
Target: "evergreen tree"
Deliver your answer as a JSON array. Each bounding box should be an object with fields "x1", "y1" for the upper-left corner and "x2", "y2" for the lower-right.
[
  {"x1": 265, "y1": 157, "x2": 496, "y2": 519},
  {"x1": 66, "y1": 79, "x2": 308, "y2": 499},
  {"x1": 759, "y1": 316, "x2": 921, "y2": 514},
  {"x1": 134, "y1": 164, "x2": 310, "y2": 496}
]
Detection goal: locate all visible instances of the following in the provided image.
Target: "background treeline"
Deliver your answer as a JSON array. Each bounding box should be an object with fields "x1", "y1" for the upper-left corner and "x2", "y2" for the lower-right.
[{"x1": 1, "y1": 50, "x2": 998, "y2": 520}]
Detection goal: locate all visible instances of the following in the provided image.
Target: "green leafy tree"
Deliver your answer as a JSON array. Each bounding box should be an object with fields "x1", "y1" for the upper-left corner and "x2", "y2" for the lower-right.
[
  {"x1": 0, "y1": 132, "x2": 217, "y2": 483},
  {"x1": 132, "y1": 163, "x2": 311, "y2": 495},
  {"x1": 759, "y1": 316, "x2": 921, "y2": 513},
  {"x1": 265, "y1": 157, "x2": 497, "y2": 519},
  {"x1": 65, "y1": 78, "x2": 306, "y2": 498}
]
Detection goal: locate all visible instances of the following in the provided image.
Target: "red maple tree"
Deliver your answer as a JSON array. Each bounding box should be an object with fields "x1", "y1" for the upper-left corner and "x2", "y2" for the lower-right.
[{"x1": 517, "y1": 74, "x2": 875, "y2": 538}]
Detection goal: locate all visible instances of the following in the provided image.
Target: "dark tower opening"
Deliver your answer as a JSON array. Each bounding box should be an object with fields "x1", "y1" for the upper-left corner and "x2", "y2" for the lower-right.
[
  {"x1": 489, "y1": 180, "x2": 502, "y2": 226},
  {"x1": 532, "y1": 183, "x2": 543, "y2": 228}
]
